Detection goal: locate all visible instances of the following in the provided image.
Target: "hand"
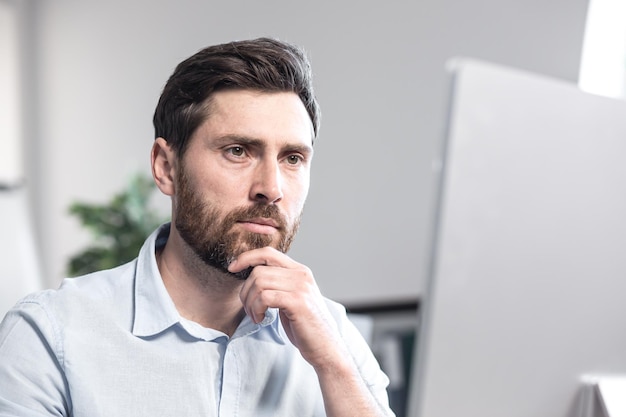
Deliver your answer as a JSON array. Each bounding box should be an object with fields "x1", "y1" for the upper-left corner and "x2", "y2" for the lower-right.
[
  {"x1": 230, "y1": 247, "x2": 391, "y2": 417},
  {"x1": 228, "y1": 247, "x2": 345, "y2": 369}
]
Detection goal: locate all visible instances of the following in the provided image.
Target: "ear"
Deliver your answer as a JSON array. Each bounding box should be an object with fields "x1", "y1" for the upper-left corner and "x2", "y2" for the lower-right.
[{"x1": 151, "y1": 137, "x2": 177, "y2": 196}]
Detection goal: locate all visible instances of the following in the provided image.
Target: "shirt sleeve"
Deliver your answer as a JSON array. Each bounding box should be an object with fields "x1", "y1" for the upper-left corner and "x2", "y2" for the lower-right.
[
  {"x1": 0, "y1": 296, "x2": 71, "y2": 416},
  {"x1": 326, "y1": 299, "x2": 396, "y2": 417}
]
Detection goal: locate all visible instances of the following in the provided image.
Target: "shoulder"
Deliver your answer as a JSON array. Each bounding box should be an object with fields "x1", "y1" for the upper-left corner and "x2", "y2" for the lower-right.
[
  {"x1": 5, "y1": 260, "x2": 138, "y2": 334},
  {"x1": 57, "y1": 260, "x2": 138, "y2": 300}
]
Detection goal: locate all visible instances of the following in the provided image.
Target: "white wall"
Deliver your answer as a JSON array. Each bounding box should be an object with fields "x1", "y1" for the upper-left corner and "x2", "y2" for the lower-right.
[
  {"x1": 0, "y1": 0, "x2": 22, "y2": 186},
  {"x1": 22, "y1": 0, "x2": 589, "y2": 306},
  {"x1": 0, "y1": 188, "x2": 42, "y2": 317}
]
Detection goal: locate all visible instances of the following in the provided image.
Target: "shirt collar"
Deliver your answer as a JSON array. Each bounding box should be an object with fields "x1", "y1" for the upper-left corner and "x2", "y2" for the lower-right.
[
  {"x1": 131, "y1": 223, "x2": 285, "y2": 343},
  {"x1": 132, "y1": 224, "x2": 180, "y2": 337}
]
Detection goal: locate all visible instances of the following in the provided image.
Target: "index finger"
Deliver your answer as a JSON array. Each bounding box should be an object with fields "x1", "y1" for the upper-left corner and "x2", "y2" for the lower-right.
[{"x1": 227, "y1": 246, "x2": 296, "y2": 273}]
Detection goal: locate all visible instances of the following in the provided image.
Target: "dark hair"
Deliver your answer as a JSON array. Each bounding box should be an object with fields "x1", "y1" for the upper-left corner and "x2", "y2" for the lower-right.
[{"x1": 153, "y1": 37, "x2": 320, "y2": 157}]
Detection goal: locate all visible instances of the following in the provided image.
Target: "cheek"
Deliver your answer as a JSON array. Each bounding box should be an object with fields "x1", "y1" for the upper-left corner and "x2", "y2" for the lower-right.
[
  {"x1": 286, "y1": 176, "x2": 310, "y2": 212},
  {"x1": 194, "y1": 166, "x2": 248, "y2": 200}
]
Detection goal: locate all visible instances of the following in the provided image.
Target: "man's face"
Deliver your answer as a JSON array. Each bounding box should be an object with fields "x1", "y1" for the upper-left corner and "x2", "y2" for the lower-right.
[{"x1": 173, "y1": 90, "x2": 314, "y2": 279}]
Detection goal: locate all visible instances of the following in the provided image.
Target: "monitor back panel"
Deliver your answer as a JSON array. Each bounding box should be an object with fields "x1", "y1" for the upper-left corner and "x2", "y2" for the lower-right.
[{"x1": 410, "y1": 59, "x2": 626, "y2": 417}]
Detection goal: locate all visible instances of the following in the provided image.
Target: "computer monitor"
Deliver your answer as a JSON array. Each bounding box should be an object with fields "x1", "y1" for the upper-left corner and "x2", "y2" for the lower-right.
[{"x1": 407, "y1": 58, "x2": 626, "y2": 417}]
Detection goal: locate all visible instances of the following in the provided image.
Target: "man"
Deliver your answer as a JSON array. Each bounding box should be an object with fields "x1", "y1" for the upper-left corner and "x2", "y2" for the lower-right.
[{"x1": 0, "y1": 38, "x2": 394, "y2": 416}]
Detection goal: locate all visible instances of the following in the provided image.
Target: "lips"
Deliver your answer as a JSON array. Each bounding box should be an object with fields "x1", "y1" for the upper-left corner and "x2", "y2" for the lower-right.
[
  {"x1": 239, "y1": 217, "x2": 280, "y2": 229},
  {"x1": 235, "y1": 217, "x2": 283, "y2": 236}
]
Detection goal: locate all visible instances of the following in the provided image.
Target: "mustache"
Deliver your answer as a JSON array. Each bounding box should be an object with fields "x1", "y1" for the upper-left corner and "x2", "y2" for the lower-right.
[{"x1": 227, "y1": 204, "x2": 288, "y2": 230}]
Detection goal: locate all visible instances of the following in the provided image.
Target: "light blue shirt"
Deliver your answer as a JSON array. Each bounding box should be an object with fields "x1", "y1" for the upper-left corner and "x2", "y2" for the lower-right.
[{"x1": 0, "y1": 225, "x2": 393, "y2": 416}]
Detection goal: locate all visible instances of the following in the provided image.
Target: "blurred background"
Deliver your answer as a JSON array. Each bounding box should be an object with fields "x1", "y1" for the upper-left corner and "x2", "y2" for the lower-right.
[{"x1": 3, "y1": 0, "x2": 626, "y2": 414}]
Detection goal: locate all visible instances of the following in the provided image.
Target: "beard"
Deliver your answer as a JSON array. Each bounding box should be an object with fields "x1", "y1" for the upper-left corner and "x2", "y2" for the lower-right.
[{"x1": 174, "y1": 163, "x2": 302, "y2": 280}]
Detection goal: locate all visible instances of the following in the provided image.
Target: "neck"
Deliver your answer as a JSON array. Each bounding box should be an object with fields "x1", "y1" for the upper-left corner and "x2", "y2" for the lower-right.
[{"x1": 156, "y1": 225, "x2": 246, "y2": 336}]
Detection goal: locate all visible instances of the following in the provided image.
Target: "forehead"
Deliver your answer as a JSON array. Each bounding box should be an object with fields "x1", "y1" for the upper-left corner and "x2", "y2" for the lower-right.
[{"x1": 202, "y1": 90, "x2": 314, "y2": 146}]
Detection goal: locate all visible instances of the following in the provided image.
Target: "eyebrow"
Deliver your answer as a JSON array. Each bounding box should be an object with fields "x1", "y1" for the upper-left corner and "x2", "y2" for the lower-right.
[{"x1": 214, "y1": 134, "x2": 314, "y2": 156}]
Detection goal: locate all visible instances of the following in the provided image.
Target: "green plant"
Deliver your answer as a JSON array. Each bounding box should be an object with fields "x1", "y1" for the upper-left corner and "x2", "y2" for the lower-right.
[{"x1": 67, "y1": 173, "x2": 167, "y2": 277}]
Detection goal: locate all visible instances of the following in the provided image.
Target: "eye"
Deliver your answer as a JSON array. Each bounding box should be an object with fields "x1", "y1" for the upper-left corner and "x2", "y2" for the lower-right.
[
  {"x1": 226, "y1": 146, "x2": 246, "y2": 157},
  {"x1": 285, "y1": 154, "x2": 303, "y2": 165}
]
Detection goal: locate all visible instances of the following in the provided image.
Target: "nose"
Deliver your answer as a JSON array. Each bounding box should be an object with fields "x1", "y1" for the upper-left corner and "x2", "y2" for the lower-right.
[{"x1": 250, "y1": 159, "x2": 283, "y2": 204}]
